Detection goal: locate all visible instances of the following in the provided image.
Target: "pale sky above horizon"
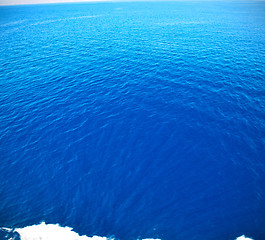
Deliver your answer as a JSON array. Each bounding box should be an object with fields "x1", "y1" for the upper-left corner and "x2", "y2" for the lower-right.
[
  {"x1": 1, "y1": 0, "x2": 163, "y2": 6},
  {"x1": 1, "y1": 0, "x2": 109, "y2": 6},
  {"x1": 0, "y1": 0, "x2": 141, "y2": 6},
  {"x1": 1, "y1": 0, "x2": 260, "y2": 6}
]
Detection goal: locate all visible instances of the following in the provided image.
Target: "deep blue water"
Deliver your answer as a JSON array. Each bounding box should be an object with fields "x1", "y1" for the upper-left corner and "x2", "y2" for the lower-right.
[{"x1": 0, "y1": 1, "x2": 265, "y2": 240}]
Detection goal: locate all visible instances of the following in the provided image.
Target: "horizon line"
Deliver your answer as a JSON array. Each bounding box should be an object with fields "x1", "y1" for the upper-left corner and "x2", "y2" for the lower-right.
[{"x1": 1, "y1": 0, "x2": 263, "y2": 7}]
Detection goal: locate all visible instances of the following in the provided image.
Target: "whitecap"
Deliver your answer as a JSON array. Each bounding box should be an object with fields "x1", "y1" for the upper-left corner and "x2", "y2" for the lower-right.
[
  {"x1": 235, "y1": 235, "x2": 254, "y2": 240},
  {"x1": 3, "y1": 222, "x2": 253, "y2": 240},
  {"x1": 15, "y1": 222, "x2": 112, "y2": 240},
  {"x1": 12, "y1": 222, "x2": 161, "y2": 240}
]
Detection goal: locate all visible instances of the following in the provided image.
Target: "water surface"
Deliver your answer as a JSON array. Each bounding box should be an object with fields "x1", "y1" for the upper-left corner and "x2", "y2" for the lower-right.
[{"x1": 0, "y1": 2, "x2": 265, "y2": 240}]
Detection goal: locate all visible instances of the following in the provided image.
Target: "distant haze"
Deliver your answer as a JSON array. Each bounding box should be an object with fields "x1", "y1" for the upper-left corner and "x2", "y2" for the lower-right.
[
  {"x1": 0, "y1": 0, "x2": 140, "y2": 6},
  {"x1": 0, "y1": 0, "x2": 250, "y2": 7},
  {"x1": 0, "y1": 0, "x2": 162, "y2": 6},
  {"x1": 1, "y1": 0, "x2": 107, "y2": 6}
]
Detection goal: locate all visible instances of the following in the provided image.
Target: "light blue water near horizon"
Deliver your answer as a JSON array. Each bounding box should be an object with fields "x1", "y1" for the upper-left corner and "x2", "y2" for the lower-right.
[{"x1": 0, "y1": 1, "x2": 265, "y2": 240}]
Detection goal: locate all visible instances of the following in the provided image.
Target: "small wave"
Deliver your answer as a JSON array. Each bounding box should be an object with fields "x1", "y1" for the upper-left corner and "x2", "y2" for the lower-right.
[
  {"x1": 0, "y1": 20, "x2": 27, "y2": 27},
  {"x1": 67, "y1": 15, "x2": 103, "y2": 20},
  {"x1": 156, "y1": 21, "x2": 206, "y2": 26},
  {"x1": 30, "y1": 15, "x2": 102, "y2": 26}
]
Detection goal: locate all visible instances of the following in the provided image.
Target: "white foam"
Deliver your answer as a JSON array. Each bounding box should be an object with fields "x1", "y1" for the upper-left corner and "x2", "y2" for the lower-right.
[
  {"x1": 14, "y1": 222, "x2": 161, "y2": 240},
  {"x1": 5, "y1": 222, "x2": 253, "y2": 240},
  {"x1": 15, "y1": 222, "x2": 112, "y2": 240},
  {"x1": 235, "y1": 235, "x2": 254, "y2": 240}
]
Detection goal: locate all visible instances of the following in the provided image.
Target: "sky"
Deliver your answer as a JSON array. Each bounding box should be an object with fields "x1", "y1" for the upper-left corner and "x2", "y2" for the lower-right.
[
  {"x1": 0, "y1": 0, "x2": 139, "y2": 6},
  {"x1": 0, "y1": 0, "x2": 263, "y2": 7},
  {"x1": 0, "y1": 0, "x2": 107, "y2": 5},
  {"x1": 0, "y1": 0, "x2": 155, "y2": 6},
  {"x1": 0, "y1": 0, "x2": 234, "y2": 6}
]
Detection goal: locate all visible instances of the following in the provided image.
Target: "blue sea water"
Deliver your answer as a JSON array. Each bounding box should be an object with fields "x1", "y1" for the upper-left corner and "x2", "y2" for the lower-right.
[{"x1": 0, "y1": 1, "x2": 265, "y2": 239}]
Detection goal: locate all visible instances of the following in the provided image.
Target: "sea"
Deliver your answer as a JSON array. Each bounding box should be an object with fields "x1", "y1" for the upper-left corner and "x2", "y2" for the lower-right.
[{"x1": 0, "y1": 1, "x2": 265, "y2": 240}]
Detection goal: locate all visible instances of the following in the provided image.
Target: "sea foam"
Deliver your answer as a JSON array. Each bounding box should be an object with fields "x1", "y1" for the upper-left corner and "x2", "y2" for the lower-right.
[
  {"x1": 1, "y1": 222, "x2": 254, "y2": 240},
  {"x1": 13, "y1": 222, "x2": 161, "y2": 240},
  {"x1": 235, "y1": 236, "x2": 254, "y2": 240},
  {"x1": 15, "y1": 222, "x2": 112, "y2": 240}
]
